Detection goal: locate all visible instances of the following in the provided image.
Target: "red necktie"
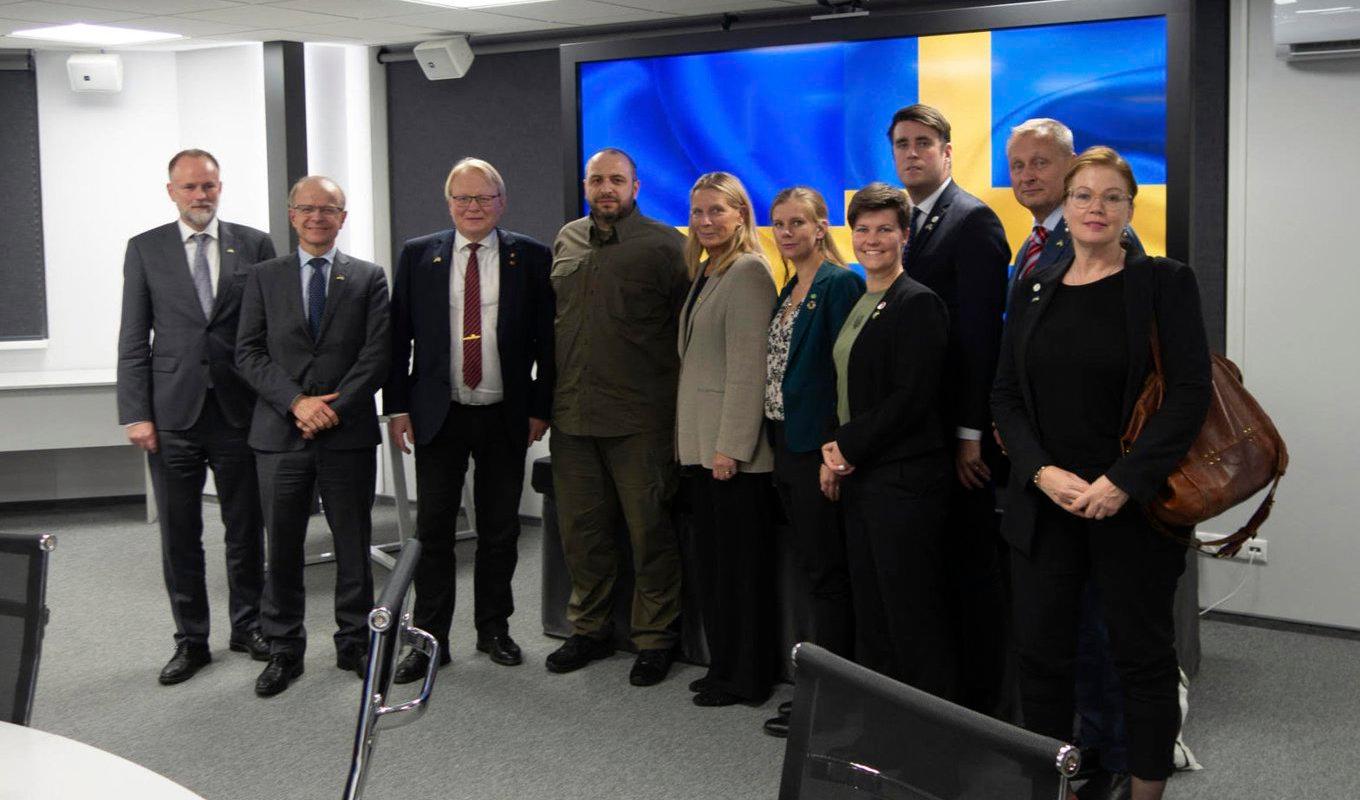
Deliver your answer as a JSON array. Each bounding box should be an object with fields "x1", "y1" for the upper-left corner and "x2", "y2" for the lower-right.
[
  {"x1": 1018, "y1": 224, "x2": 1050, "y2": 280},
  {"x1": 462, "y1": 243, "x2": 482, "y2": 389}
]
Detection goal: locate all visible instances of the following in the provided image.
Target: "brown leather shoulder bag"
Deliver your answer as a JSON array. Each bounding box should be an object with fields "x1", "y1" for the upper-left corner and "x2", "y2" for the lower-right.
[{"x1": 1121, "y1": 325, "x2": 1288, "y2": 557}]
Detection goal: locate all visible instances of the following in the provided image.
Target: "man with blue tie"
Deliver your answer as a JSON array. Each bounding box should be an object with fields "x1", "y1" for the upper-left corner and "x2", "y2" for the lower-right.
[
  {"x1": 384, "y1": 158, "x2": 555, "y2": 682},
  {"x1": 235, "y1": 176, "x2": 391, "y2": 697},
  {"x1": 117, "y1": 149, "x2": 276, "y2": 685}
]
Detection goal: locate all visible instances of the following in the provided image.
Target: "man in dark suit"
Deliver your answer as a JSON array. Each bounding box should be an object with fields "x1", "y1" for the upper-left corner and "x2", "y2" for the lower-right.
[
  {"x1": 117, "y1": 148, "x2": 276, "y2": 685},
  {"x1": 235, "y1": 176, "x2": 390, "y2": 697},
  {"x1": 890, "y1": 104, "x2": 1011, "y2": 716},
  {"x1": 385, "y1": 158, "x2": 554, "y2": 682}
]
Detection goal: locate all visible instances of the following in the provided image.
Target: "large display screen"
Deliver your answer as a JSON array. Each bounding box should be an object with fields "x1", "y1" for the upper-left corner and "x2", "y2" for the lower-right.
[{"x1": 577, "y1": 16, "x2": 1167, "y2": 284}]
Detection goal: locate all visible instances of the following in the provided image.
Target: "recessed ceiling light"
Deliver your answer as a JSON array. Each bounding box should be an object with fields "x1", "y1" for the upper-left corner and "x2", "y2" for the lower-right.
[
  {"x1": 8, "y1": 23, "x2": 183, "y2": 46},
  {"x1": 400, "y1": 0, "x2": 549, "y2": 9}
]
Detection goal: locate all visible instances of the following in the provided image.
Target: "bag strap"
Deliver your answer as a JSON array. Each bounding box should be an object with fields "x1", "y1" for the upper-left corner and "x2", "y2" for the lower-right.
[{"x1": 1150, "y1": 446, "x2": 1287, "y2": 558}]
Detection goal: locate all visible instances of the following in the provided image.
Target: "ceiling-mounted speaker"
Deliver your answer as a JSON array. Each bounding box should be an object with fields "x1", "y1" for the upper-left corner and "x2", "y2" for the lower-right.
[
  {"x1": 413, "y1": 36, "x2": 474, "y2": 80},
  {"x1": 66, "y1": 53, "x2": 123, "y2": 93}
]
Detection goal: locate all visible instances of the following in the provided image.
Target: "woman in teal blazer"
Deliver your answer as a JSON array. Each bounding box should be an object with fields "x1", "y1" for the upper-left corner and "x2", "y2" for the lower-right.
[{"x1": 760, "y1": 187, "x2": 865, "y2": 737}]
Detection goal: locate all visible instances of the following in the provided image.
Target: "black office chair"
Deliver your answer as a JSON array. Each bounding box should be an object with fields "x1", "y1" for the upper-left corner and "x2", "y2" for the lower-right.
[
  {"x1": 0, "y1": 532, "x2": 55, "y2": 725},
  {"x1": 343, "y1": 540, "x2": 440, "y2": 800},
  {"x1": 779, "y1": 643, "x2": 1080, "y2": 800}
]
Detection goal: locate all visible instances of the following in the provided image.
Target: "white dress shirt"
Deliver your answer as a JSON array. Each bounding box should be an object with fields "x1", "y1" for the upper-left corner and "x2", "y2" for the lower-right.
[
  {"x1": 1035, "y1": 205, "x2": 1064, "y2": 237},
  {"x1": 297, "y1": 245, "x2": 337, "y2": 308},
  {"x1": 910, "y1": 177, "x2": 953, "y2": 235},
  {"x1": 178, "y1": 216, "x2": 220, "y2": 296},
  {"x1": 451, "y1": 230, "x2": 503, "y2": 405}
]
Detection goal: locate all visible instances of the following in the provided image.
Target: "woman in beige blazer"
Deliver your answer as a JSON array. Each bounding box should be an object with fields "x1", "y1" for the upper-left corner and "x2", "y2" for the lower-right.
[{"x1": 676, "y1": 171, "x2": 778, "y2": 707}]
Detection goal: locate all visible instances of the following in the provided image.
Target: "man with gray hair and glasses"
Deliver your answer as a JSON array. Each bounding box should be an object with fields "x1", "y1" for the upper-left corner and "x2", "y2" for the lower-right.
[{"x1": 117, "y1": 149, "x2": 276, "y2": 686}]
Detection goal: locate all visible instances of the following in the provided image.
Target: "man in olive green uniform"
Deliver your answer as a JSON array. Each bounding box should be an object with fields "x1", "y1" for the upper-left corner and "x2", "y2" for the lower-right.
[{"x1": 546, "y1": 148, "x2": 689, "y2": 687}]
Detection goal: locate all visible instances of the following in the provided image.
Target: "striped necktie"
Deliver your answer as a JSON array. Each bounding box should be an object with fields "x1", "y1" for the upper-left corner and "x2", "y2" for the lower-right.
[
  {"x1": 1017, "y1": 224, "x2": 1049, "y2": 280},
  {"x1": 462, "y1": 243, "x2": 483, "y2": 389}
]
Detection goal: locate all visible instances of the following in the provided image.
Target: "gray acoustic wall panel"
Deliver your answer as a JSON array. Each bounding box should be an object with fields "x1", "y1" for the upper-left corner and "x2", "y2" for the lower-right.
[
  {"x1": 0, "y1": 66, "x2": 48, "y2": 341},
  {"x1": 386, "y1": 50, "x2": 566, "y2": 264}
]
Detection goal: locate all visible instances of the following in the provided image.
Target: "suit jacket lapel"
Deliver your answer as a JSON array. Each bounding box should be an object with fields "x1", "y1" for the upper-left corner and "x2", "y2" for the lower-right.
[
  {"x1": 786, "y1": 263, "x2": 832, "y2": 366},
  {"x1": 495, "y1": 228, "x2": 517, "y2": 355},
  {"x1": 1015, "y1": 258, "x2": 1067, "y2": 421},
  {"x1": 210, "y1": 223, "x2": 241, "y2": 322},
  {"x1": 909, "y1": 180, "x2": 956, "y2": 264},
  {"x1": 160, "y1": 225, "x2": 209, "y2": 323},
  {"x1": 1120, "y1": 255, "x2": 1155, "y2": 424},
  {"x1": 1037, "y1": 217, "x2": 1070, "y2": 273},
  {"x1": 282, "y1": 252, "x2": 309, "y2": 338},
  {"x1": 316, "y1": 251, "x2": 351, "y2": 343}
]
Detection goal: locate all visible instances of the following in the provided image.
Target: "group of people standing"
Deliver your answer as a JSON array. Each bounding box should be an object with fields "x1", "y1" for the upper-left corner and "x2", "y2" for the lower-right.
[{"x1": 118, "y1": 98, "x2": 1210, "y2": 800}]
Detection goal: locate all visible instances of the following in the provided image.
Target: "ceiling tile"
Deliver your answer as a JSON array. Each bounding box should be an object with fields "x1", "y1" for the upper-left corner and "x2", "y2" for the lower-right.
[
  {"x1": 0, "y1": 1, "x2": 145, "y2": 23},
  {"x1": 271, "y1": 0, "x2": 427, "y2": 20},
  {"x1": 386, "y1": 8, "x2": 571, "y2": 34},
  {"x1": 49, "y1": 0, "x2": 239, "y2": 14},
  {"x1": 496, "y1": 0, "x2": 677, "y2": 24},
  {"x1": 189, "y1": 4, "x2": 345, "y2": 27},
  {"x1": 114, "y1": 13, "x2": 253, "y2": 34},
  {"x1": 296, "y1": 17, "x2": 443, "y2": 41},
  {"x1": 201, "y1": 26, "x2": 308, "y2": 39},
  {"x1": 605, "y1": 0, "x2": 796, "y2": 11}
]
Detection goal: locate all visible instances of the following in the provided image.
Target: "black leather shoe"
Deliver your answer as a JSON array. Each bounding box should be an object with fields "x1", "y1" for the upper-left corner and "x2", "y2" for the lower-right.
[
  {"x1": 392, "y1": 649, "x2": 451, "y2": 685},
  {"x1": 254, "y1": 654, "x2": 303, "y2": 697},
  {"x1": 476, "y1": 633, "x2": 523, "y2": 666},
  {"x1": 763, "y1": 713, "x2": 791, "y2": 738},
  {"x1": 693, "y1": 689, "x2": 743, "y2": 707},
  {"x1": 1076, "y1": 771, "x2": 1132, "y2": 800},
  {"x1": 688, "y1": 677, "x2": 712, "y2": 693},
  {"x1": 545, "y1": 634, "x2": 614, "y2": 674},
  {"x1": 336, "y1": 649, "x2": 368, "y2": 679},
  {"x1": 629, "y1": 648, "x2": 674, "y2": 686},
  {"x1": 229, "y1": 630, "x2": 271, "y2": 662},
  {"x1": 158, "y1": 642, "x2": 211, "y2": 685},
  {"x1": 777, "y1": 700, "x2": 793, "y2": 716}
]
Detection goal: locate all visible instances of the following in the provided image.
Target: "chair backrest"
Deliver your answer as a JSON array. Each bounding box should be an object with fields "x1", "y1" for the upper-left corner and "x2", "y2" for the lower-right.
[
  {"x1": 779, "y1": 643, "x2": 1079, "y2": 800},
  {"x1": 343, "y1": 541, "x2": 440, "y2": 800},
  {"x1": 0, "y1": 532, "x2": 55, "y2": 725}
]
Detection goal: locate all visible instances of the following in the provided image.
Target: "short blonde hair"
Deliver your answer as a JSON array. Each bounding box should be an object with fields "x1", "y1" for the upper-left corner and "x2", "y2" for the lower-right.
[
  {"x1": 1063, "y1": 145, "x2": 1138, "y2": 199},
  {"x1": 443, "y1": 157, "x2": 506, "y2": 201},
  {"x1": 684, "y1": 172, "x2": 763, "y2": 279},
  {"x1": 769, "y1": 186, "x2": 847, "y2": 268}
]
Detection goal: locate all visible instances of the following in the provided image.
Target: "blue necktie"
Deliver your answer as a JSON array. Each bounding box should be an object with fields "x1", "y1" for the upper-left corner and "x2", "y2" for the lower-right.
[{"x1": 307, "y1": 257, "x2": 327, "y2": 339}]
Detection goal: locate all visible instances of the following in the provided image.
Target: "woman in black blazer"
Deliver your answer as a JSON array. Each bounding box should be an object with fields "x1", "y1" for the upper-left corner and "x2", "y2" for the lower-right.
[
  {"x1": 760, "y1": 187, "x2": 864, "y2": 737},
  {"x1": 991, "y1": 147, "x2": 1211, "y2": 800},
  {"x1": 820, "y1": 183, "x2": 955, "y2": 700}
]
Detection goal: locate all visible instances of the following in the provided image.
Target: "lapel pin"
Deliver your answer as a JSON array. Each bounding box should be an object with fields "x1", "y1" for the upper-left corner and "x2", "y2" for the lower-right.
[
  {"x1": 871, "y1": 311, "x2": 881, "y2": 319},
  {"x1": 1056, "y1": 240, "x2": 1065, "y2": 248},
  {"x1": 336, "y1": 274, "x2": 346, "y2": 281},
  {"x1": 809, "y1": 292, "x2": 817, "y2": 299},
  {"x1": 225, "y1": 247, "x2": 236, "y2": 254},
  {"x1": 930, "y1": 216, "x2": 939, "y2": 224},
  {"x1": 1032, "y1": 283, "x2": 1041, "y2": 292},
  {"x1": 806, "y1": 300, "x2": 817, "y2": 310},
  {"x1": 876, "y1": 301, "x2": 887, "y2": 310},
  {"x1": 1031, "y1": 296, "x2": 1041, "y2": 303},
  {"x1": 433, "y1": 256, "x2": 443, "y2": 264}
]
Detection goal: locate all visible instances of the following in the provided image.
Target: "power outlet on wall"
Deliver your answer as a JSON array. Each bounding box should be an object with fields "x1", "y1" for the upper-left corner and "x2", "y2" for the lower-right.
[{"x1": 1195, "y1": 531, "x2": 1268, "y2": 564}]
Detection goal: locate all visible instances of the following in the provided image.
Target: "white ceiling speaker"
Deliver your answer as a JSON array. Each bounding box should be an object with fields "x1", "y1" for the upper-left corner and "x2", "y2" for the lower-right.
[
  {"x1": 66, "y1": 53, "x2": 123, "y2": 93},
  {"x1": 413, "y1": 36, "x2": 475, "y2": 80}
]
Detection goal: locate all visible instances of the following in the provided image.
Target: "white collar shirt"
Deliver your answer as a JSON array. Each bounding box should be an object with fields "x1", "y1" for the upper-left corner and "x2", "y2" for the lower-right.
[
  {"x1": 910, "y1": 177, "x2": 953, "y2": 234},
  {"x1": 451, "y1": 229, "x2": 503, "y2": 404},
  {"x1": 298, "y1": 246, "x2": 338, "y2": 306},
  {"x1": 178, "y1": 216, "x2": 221, "y2": 298}
]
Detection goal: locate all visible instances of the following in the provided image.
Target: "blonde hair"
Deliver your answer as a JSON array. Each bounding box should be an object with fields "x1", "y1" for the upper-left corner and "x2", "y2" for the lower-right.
[
  {"x1": 443, "y1": 157, "x2": 506, "y2": 201},
  {"x1": 1063, "y1": 145, "x2": 1138, "y2": 198},
  {"x1": 1007, "y1": 118, "x2": 1075, "y2": 156},
  {"x1": 769, "y1": 186, "x2": 848, "y2": 271},
  {"x1": 684, "y1": 172, "x2": 763, "y2": 279}
]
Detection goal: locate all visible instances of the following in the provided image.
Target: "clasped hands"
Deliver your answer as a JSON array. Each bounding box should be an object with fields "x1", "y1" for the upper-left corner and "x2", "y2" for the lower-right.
[
  {"x1": 1036, "y1": 466, "x2": 1130, "y2": 520},
  {"x1": 818, "y1": 441, "x2": 853, "y2": 501},
  {"x1": 292, "y1": 393, "x2": 340, "y2": 439}
]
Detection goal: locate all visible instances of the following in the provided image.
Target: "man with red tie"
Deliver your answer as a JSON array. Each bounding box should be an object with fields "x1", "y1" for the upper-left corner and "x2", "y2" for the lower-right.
[{"x1": 385, "y1": 158, "x2": 555, "y2": 682}]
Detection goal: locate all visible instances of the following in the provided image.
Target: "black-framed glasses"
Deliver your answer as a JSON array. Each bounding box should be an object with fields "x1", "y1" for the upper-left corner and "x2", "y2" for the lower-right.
[
  {"x1": 450, "y1": 193, "x2": 501, "y2": 208},
  {"x1": 1066, "y1": 190, "x2": 1132, "y2": 210}
]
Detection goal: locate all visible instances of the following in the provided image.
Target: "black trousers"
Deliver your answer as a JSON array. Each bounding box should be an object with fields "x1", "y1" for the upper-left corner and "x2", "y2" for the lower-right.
[
  {"x1": 942, "y1": 478, "x2": 1008, "y2": 716},
  {"x1": 840, "y1": 451, "x2": 956, "y2": 701},
  {"x1": 1010, "y1": 501, "x2": 1185, "y2": 781},
  {"x1": 256, "y1": 445, "x2": 376, "y2": 659},
  {"x1": 770, "y1": 421, "x2": 853, "y2": 660},
  {"x1": 149, "y1": 391, "x2": 264, "y2": 648},
  {"x1": 411, "y1": 402, "x2": 525, "y2": 651},
  {"x1": 688, "y1": 470, "x2": 777, "y2": 701}
]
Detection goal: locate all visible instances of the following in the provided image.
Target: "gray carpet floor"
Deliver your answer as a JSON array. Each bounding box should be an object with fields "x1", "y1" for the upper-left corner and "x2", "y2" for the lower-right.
[{"x1": 9, "y1": 498, "x2": 1360, "y2": 799}]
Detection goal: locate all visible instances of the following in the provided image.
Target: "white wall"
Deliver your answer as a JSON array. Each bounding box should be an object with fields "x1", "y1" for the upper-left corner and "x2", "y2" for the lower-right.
[
  {"x1": 1198, "y1": 0, "x2": 1360, "y2": 630},
  {"x1": 304, "y1": 43, "x2": 377, "y2": 263}
]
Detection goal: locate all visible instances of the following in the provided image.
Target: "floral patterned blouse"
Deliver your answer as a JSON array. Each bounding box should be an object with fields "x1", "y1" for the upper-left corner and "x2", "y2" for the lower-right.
[{"x1": 764, "y1": 292, "x2": 802, "y2": 421}]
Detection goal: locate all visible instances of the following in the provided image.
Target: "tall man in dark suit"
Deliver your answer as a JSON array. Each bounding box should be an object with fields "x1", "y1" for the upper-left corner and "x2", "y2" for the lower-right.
[
  {"x1": 890, "y1": 104, "x2": 1011, "y2": 716},
  {"x1": 235, "y1": 176, "x2": 390, "y2": 697},
  {"x1": 385, "y1": 158, "x2": 555, "y2": 682},
  {"x1": 117, "y1": 149, "x2": 276, "y2": 685}
]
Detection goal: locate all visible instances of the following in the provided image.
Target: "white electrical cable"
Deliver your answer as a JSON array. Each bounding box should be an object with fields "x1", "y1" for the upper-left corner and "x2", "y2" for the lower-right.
[{"x1": 1198, "y1": 546, "x2": 1258, "y2": 617}]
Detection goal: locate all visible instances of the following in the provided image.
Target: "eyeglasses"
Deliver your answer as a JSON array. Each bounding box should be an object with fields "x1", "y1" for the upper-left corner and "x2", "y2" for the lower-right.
[
  {"x1": 291, "y1": 204, "x2": 344, "y2": 217},
  {"x1": 1066, "y1": 190, "x2": 1132, "y2": 210},
  {"x1": 450, "y1": 194, "x2": 501, "y2": 208}
]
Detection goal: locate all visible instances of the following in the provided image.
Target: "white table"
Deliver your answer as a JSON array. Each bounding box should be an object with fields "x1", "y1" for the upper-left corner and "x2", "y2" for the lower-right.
[{"x1": 0, "y1": 721, "x2": 205, "y2": 800}]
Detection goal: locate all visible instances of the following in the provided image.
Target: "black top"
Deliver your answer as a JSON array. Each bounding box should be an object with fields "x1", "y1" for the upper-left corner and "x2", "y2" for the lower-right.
[
  {"x1": 686, "y1": 272, "x2": 709, "y2": 321},
  {"x1": 1025, "y1": 271, "x2": 1128, "y2": 479}
]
